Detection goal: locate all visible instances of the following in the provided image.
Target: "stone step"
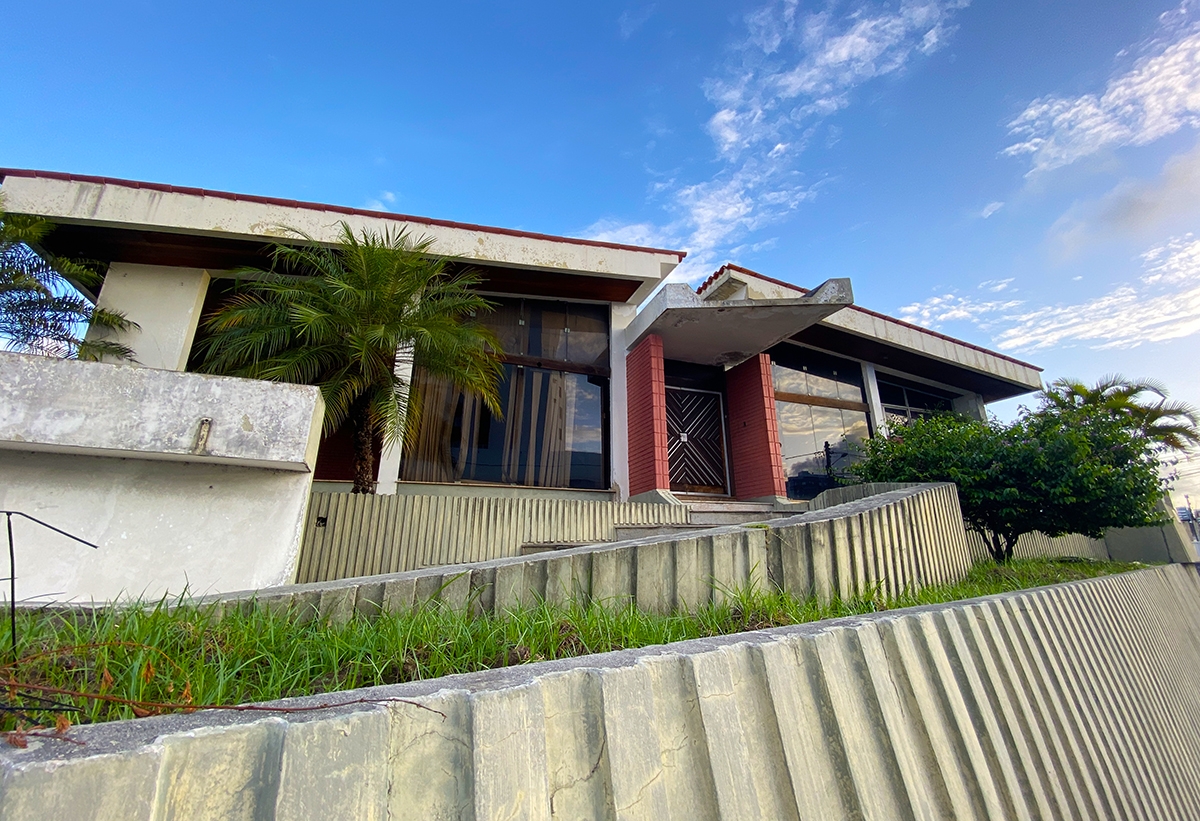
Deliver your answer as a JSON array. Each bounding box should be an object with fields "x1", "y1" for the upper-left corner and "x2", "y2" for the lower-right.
[
  {"x1": 518, "y1": 541, "x2": 594, "y2": 555},
  {"x1": 613, "y1": 522, "x2": 718, "y2": 540},
  {"x1": 688, "y1": 508, "x2": 789, "y2": 526}
]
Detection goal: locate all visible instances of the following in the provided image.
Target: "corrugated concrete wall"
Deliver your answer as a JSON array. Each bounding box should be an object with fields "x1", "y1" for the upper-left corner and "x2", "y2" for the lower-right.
[
  {"x1": 7, "y1": 564, "x2": 1200, "y2": 819},
  {"x1": 295, "y1": 493, "x2": 691, "y2": 582},
  {"x1": 220, "y1": 483, "x2": 972, "y2": 619},
  {"x1": 965, "y1": 529, "x2": 1111, "y2": 561},
  {"x1": 816, "y1": 483, "x2": 1197, "y2": 565}
]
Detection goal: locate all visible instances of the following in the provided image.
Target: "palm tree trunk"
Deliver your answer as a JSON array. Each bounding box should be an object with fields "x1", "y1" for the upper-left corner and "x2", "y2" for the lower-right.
[{"x1": 350, "y1": 397, "x2": 375, "y2": 494}]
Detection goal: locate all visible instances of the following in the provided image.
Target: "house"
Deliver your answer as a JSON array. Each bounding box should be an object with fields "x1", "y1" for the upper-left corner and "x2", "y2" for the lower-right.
[{"x1": 0, "y1": 169, "x2": 1043, "y2": 597}]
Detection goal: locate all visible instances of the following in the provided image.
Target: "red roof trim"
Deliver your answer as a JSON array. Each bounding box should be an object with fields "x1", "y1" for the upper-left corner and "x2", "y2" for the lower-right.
[
  {"x1": 698, "y1": 263, "x2": 1043, "y2": 373},
  {"x1": 0, "y1": 168, "x2": 688, "y2": 260}
]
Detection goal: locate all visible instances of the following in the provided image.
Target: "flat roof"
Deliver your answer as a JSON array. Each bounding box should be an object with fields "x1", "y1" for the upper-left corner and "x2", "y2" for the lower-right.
[
  {"x1": 0, "y1": 168, "x2": 687, "y2": 259},
  {"x1": 0, "y1": 169, "x2": 685, "y2": 305}
]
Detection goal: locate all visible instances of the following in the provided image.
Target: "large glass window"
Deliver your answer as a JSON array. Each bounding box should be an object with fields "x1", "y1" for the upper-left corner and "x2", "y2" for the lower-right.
[
  {"x1": 876, "y1": 376, "x2": 954, "y2": 423},
  {"x1": 768, "y1": 343, "x2": 870, "y2": 498},
  {"x1": 401, "y1": 297, "x2": 610, "y2": 489}
]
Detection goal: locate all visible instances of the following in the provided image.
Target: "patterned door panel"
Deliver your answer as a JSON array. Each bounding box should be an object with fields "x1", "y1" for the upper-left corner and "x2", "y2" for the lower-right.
[{"x1": 665, "y1": 388, "x2": 728, "y2": 494}]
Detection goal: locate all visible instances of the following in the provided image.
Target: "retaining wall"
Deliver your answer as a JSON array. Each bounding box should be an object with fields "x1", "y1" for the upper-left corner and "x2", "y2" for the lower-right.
[
  {"x1": 812, "y1": 483, "x2": 1197, "y2": 565},
  {"x1": 295, "y1": 493, "x2": 691, "y2": 582},
  {"x1": 218, "y1": 483, "x2": 971, "y2": 620},
  {"x1": 6, "y1": 564, "x2": 1200, "y2": 819}
]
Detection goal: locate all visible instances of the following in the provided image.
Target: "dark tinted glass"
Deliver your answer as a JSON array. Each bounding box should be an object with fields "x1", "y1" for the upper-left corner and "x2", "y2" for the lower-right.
[{"x1": 402, "y1": 364, "x2": 607, "y2": 489}]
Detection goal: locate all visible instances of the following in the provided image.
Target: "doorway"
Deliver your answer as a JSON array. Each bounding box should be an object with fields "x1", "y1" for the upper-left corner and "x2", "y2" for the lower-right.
[{"x1": 665, "y1": 387, "x2": 729, "y2": 495}]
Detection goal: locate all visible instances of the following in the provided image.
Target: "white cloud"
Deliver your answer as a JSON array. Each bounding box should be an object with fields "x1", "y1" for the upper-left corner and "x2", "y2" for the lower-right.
[
  {"x1": 980, "y1": 201, "x2": 1004, "y2": 218},
  {"x1": 364, "y1": 191, "x2": 397, "y2": 211},
  {"x1": 589, "y1": 0, "x2": 968, "y2": 282},
  {"x1": 898, "y1": 293, "x2": 1022, "y2": 328},
  {"x1": 978, "y1": 277, "x2": 1013, "y2": 292},
  {"x1": 899, "y1": 234, "x2": 1200, "y2": 352},
  {"x1": 1004, "y1": 5, "x2": 1200, "y2": 174},
  {"x1": 618, "y1": 5, "x2": 656, "y2": 40}
]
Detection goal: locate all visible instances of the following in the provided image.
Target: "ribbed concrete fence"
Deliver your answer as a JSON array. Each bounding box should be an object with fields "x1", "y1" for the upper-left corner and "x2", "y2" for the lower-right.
[
  {"x1": 295, "y1": 493, "x2": 691, "y2": 582},
  {"x1": 215, "y1": 484, "x2": 971, "y2": 620},
  {"x1": 7, "y1": 564, "x2": 1200, "y2": 819}
]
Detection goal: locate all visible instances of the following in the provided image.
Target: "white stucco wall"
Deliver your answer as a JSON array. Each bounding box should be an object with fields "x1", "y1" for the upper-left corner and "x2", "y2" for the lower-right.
[
  {"x1": 85, "y1": 263, "x2": 210, "y2": 371},
  {"x1": 0, "y1": 354, "x2": 324, "y2": 602},
  {"x1": 0, "y1": 451, "x2": 313, "y2": 603}
]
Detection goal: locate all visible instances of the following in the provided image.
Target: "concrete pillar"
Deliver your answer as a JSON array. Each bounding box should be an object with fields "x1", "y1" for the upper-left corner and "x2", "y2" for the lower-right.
[
  {"x1": 86, "y1": 263, "x2": 210, "y2": 370},
  {"x1": 375, "y1": 345, "x2": 414, "y2": 495},
  {"x1": 952, "y1": 392, "x2": 987, "y2": 421},
  {"x1": 610, "y1": 303, "x2": 637, "y2": 501},
  {"x1": 861, "y1": 362, "x2": 887, "y2": 436},
  {"x1": 726, "y1": 353, "x2": 787, "y2": 501},
  {"x1": 626, "y1": 333, "x2": 670, "y2": 498}
]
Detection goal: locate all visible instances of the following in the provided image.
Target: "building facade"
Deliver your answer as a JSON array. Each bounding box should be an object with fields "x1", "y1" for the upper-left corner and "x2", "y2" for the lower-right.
[{"x1": 2, "y1": 169, "x2": 1042, "y2": 511}]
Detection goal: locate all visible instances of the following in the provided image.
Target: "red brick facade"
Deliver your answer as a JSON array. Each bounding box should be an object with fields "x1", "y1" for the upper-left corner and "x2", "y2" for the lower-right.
[
  {"x1": 626, "y1": 334, "x2": 670, "y2": 496},
  {"x1": 725, "y1": 353, "x2": 787, "y2": 500}
]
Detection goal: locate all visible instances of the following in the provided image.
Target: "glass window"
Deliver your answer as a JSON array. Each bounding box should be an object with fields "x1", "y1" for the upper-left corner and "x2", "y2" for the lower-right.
[
  {"x1": 475, "y1": 297, "x2": 610, "y2": 368},
  {"x1": 767, "y1": 343, "x2": 865, "y2": 403},
  {"x1": 776, "y1": 401, "x2": 869, "y2": 480},
  {"x1": 876, "y1": 377, "x2": 954, "y2": 422},
  {"x1": 402, "y1": 364, "x2": 608, "y2": 490}
]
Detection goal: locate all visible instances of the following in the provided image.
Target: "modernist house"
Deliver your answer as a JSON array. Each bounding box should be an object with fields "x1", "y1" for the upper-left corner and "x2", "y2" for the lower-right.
[{"x1": 1, "y1": 169, "x2": 1042, "y2": 510}]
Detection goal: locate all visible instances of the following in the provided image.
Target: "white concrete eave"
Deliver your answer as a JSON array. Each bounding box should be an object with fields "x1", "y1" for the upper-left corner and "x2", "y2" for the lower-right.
[
  {"x1": 0, "y1": 172, "x2": 683, "y2": 303},
  {"x1": 627, "y1": 278, "x2": 853, "y2": 367}
]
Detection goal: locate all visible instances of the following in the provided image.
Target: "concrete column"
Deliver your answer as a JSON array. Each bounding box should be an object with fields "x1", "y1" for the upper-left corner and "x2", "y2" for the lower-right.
[
  {"x1": 861, "y1": 362, "x2": 887, "y2": 436},
  {"x1": 610, "y1": 304, "x2": 637, "y2": 501},
  {"x1": 952, "y1": 392, "x2": 987, "y2": 421},
  {"x1": 375, "y1": 346, "x2": 415, "y2": 495},
  {"x1": 626, "y1": 333, "x2": 670, "y2": 498},
  {"x1": 726, "y1": 353, "x2": 787, "y2": 501},
  {"x1": 86, "y1": 263, "x2": 210, "y2": 371}
]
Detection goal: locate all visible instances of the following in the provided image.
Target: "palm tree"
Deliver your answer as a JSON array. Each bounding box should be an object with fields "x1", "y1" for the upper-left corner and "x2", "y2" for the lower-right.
[
  {"x1": 1042, "y1": 374, "x2": 1200, "y2": 451},
  {"x1": 0, "y1": 198, "x2": 136, "y2": 360},
  {"x1": 195, "y1": 223, "x2": 504, "y2": 493}
]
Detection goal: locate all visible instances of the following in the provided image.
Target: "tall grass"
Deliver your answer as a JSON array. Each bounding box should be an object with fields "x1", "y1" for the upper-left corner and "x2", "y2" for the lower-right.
[{"x1": 3, "y1": 558, "x2": 1144, "y2": 730}]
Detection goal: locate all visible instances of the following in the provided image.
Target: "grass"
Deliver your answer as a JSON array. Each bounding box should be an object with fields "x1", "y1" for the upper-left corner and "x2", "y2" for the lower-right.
[{"x1": 1, "y1": 557, "x2": 1147, "y2": 732}]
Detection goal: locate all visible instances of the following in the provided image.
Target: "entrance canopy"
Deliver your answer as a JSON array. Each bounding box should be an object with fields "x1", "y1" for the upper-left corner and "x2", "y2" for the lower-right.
[{"x1": 626, "y1": 278, "x2": 853, "y2": 368}]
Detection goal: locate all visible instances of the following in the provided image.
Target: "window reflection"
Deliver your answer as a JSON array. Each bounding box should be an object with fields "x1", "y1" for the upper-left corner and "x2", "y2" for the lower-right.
[
  {"x1": 877, "y1": 377, "x2": 954, "y2": 422},
  {"x1": 403, "y1": 364, "x2": 608, "y2": 489},
  {"x1": 475, "y1": 297, "x2": 610, "y2": 368},
  {"x1": 768, "y1": 343, "x2": 869, "y2": 499}
]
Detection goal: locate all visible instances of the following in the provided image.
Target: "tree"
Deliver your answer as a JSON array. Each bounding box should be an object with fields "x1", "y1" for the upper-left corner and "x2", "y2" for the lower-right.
[
  {"x1": 0, "y1": 198, "x2": 136, "y2": 360},
  {"x1": 850, "y1": 408, "x2": 1165, "y2": 563},
  {"x1": 1042, "y1": 374, "x2": 1199, "y2": 451},
  {"x1": 196, "y1": 223, "x2": 504, "y2": 494}
]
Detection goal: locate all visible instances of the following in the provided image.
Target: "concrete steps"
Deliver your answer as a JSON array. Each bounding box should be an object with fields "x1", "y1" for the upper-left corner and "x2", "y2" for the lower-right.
[{"x1": 523, "y1": 498, "x2": 801, "y2": 552}]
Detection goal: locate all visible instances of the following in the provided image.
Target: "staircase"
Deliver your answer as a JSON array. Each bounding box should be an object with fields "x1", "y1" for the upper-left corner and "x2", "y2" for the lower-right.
[{"x1": 520, "y1": 497, "x2": 800, "y2": 553}]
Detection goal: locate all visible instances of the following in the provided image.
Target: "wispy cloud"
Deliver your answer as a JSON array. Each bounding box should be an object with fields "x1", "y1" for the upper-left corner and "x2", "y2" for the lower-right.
[
  {"x1": 899, "y1": 234, "x2": 1200, "y2": 351},
  {"x1": 979, "y1": 277, "x2": 1013, "y2": 292},
  {"x1": 618, "y1": 5, "x2": 656, "y2": 40},
  {"x1": 365, "y1": 191, "x2": 397, "y2": 211},
  {"x1": 1004, "y1": 3, "x2": 1200, "y2": 174},
  {"x1": 588, "y1": 0, "x2": 969, "y2": 281},
  {"x1": 979, "y1": 201, "x2": 1004, "y2": 218}
]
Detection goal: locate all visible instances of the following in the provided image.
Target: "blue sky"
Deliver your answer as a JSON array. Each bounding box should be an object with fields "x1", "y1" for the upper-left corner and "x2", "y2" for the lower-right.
[{"x1": 4, "y1": 0, "x2": 1200, "y2": 501}]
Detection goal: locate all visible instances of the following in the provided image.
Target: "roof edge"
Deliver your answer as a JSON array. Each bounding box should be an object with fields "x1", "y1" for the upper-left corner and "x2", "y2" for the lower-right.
[
  {"x1": 700, "y1": 263, "x2": 1043, "y2": 373},
  {"x1": 0, "y1": 168, "x2": 688, "y2": 261}
]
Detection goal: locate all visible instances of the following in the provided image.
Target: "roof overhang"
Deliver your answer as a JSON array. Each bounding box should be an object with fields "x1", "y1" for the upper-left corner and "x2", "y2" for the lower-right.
[
  {"x1": 698, "y1": 264, "x2": 1043, "y2": 401},
  {"x1": 0, "y1": 169, "x2": 685, "y2": 304},
  {"x1": 627, "y1": 278, "x2": 853, "y2": 368}
]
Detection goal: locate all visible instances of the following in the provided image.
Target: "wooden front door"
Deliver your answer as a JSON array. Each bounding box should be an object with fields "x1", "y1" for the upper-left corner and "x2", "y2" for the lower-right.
[{"x1": 665, "y1": 387, "x2": 729, "y2": 494}]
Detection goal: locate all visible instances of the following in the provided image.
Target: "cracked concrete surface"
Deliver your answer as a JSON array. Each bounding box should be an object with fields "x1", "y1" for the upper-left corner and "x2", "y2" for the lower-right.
[{"x1": 3, "y1": 566, "x2": 1200, "y2": 818}]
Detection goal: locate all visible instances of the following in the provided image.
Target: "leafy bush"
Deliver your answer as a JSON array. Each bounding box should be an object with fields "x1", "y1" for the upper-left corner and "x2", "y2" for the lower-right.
[{"x1": 851, "y1": 407, "x2": 1165, "y2": 562}]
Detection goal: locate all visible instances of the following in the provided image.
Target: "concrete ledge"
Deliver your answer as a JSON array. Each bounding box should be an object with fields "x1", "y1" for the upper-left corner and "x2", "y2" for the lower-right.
[
  {"x1": 0, "y1": 352, "x2": 323, "y2": 471},
  {"x1": 4, "y1": 565, "x2": 1199, "y2": 819}
]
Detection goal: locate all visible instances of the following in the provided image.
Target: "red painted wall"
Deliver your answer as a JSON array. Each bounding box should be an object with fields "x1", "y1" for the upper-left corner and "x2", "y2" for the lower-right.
[
  {"x1": 725, "y1": 353, "x2": 786, "y2": 500},
  {"x1": 626, "y1": 334, "x2": 670, "y2": 496}
]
